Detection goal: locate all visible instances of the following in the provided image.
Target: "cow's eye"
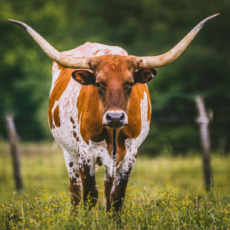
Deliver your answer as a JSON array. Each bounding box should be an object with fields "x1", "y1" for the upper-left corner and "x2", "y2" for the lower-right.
[
  {"x1": 95, "y1": 82, "x2": 101, "y2": 88},
  {"x1": 129, "y1": 82, "x2": 134, "y2": 87}
]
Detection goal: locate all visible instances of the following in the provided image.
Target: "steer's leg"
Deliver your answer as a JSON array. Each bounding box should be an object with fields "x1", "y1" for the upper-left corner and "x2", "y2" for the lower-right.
[
  {"x1": 104, "y1": 170, "x2": 113, "y2": 212},
  {"x1": 110, "y1": 152, "x2": 137, "y2": 212},
  {"x1": 79, "y1": 156, "x2": 98, "y2": 208},
  {"x1": 63, "y1": 149, "x2": 82, "y2": 206}
]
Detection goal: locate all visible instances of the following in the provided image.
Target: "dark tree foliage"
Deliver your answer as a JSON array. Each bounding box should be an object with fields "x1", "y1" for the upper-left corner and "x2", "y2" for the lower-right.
[{"x1": 0, "y1": 0, "x2": 229, "y2": 154}]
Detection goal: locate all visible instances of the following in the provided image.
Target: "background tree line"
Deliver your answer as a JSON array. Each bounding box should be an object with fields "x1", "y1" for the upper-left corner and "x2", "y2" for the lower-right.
[{"x1": 0, "y1": 0, "x2": 229, "y2": 155}]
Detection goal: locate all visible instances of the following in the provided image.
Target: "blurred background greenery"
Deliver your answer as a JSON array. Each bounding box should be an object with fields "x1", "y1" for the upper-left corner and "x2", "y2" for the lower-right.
[{"x1": 0, "y1": 0, "x2": 229, "y2": 156}]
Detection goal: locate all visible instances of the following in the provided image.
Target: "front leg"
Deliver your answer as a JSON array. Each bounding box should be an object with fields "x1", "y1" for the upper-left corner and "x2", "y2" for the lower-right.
[
  {"x1": 63, "y1": 149, "x2": 82, "y2": 206},
  {"x1": 79, "y1": 155, "x2": 98, "y2": 208},
  {"x1": 104, "y1": 170, "x2": 113, "y2": 212},
  {"x1": 110, "y1": 152, "x2": 137, "y2": 212}
]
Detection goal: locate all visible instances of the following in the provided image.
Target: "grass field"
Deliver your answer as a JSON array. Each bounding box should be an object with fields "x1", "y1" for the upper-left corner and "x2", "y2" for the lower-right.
[{"x1": 0, "y1": 142, "x2": 230, "y2": 229}]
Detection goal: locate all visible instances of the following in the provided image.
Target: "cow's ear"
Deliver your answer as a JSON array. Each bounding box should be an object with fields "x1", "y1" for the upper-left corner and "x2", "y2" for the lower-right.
[
  {"x1": 134, "y1": 68, "x2": 157, "y2": 84},
  {"x1": 72, "y1": 70, "x2": 96, "y2": 85}
]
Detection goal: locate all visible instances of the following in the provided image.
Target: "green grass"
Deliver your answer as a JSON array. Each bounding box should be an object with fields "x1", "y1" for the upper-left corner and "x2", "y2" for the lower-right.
[{"x1": 0, "y1": 142, "x2": 230, "y2": 229}]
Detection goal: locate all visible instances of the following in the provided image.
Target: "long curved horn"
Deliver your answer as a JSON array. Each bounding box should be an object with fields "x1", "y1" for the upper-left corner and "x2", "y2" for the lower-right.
[
  {"x1": 7, "y1": 19, "x2": 90, "y2": 69},
  {"x1": 137, "y1": 14, "x2": 219, "y2": 68}
]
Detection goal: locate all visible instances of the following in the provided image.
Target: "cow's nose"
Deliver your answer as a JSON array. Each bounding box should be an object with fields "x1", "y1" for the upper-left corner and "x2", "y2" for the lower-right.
[
  {"x1": 104, "y1": 112, "x2": 127, "y2": 128},
  {"x1": 106, "y1": 112, "x2": 125, "y2": 123}
]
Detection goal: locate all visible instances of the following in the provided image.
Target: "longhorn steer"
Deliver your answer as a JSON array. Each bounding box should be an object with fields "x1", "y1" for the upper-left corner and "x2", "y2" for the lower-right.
[{"x1": 8, "y1": 14, "x2": 218, "y2": 212}]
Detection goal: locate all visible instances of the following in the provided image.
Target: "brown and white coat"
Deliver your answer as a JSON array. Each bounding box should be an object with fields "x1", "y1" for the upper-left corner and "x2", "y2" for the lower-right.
[
  {"x1": 49, "y1": 43, "x2": 152, "y2": 211},
  {"x1": 8, "y1": 14, "x2": 218, "y2": 212}
]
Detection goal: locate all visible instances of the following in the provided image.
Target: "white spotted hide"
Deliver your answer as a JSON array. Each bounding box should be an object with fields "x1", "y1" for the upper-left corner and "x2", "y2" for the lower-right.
[{"x1": 49, "y1": 42, "x2": 151, "y2": 192}]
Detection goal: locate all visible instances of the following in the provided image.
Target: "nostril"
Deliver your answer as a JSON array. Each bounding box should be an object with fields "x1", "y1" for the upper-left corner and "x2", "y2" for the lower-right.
[
  {"x1": 119, "y1": 113, "x2": 125, "y2": 122},
  {"x1": 106, "y1": 113, "x2": 112, "y2": 122}
]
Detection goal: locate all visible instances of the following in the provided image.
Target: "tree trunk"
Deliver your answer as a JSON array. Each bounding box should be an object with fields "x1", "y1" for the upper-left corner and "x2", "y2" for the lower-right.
[
  {"x1": 5, "y1": 115, "x2": 23, "y2": 192},
  {"x1": 195, "y1": 96, "x2": 213, "y2": 191}
]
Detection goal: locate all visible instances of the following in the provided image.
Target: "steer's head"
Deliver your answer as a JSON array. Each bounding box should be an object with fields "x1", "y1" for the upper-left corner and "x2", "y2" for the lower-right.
[
  {"x1": 71, "y1": 55, "x2": 156, "y2": 129},
  {"x1": 7, "y1": 14, "x2": 219, "y2": 128}
]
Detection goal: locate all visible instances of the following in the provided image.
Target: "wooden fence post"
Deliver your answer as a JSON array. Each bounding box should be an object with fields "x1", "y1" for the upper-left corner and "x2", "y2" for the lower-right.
[
  {"x1": 195, "y1": 96, "x2": 213, "y2": 191},
  {"x1": 5, "y1": 115, "x2": 23, "y2": 192}
]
